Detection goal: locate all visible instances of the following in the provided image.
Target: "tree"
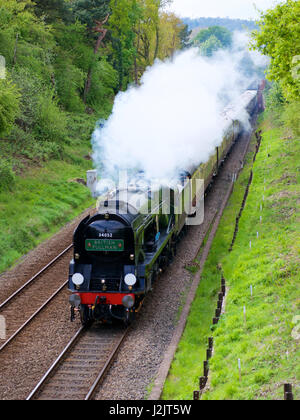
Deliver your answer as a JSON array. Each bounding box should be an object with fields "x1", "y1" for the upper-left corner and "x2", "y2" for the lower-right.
[
  {"x1": 251, "y1": 0, "x2": 300, "y2": 100},
  {"x1": 179, "y1": 24, "x2": 192, "y2": 50},
  {"x1": 33, "y1": 0, "x2": 72, "y2": 23},
  {"x1": 108, "y1": 0, "x2": 140, "y2": 90},
  {"x1": 133, "y1": 2, "x2": 185, "y2": 82},
  {"x1": 199, "y1": 35, "x2": 222, "y2": 57},
  {"x1": 156, "y1": 12, "x2": 186, "y2": 59},
  {"x1": 193, "y1": 26, "x2": 232, "y2": 49},
  {"x1": 72, "y1": 0, "x2": 111, "y2": 102}
]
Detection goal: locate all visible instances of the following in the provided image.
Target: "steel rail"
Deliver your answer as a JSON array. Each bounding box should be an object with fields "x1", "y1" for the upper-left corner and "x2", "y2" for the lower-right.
[
  {"x1": 26, "y1": 326, "x2": 130, "y2": 401},
  {"x1": 85, "y1": 327, "x2": 130, "y2": 400},
  {"x1": 0, "y1": 280, "x2": 69, "y2": 352},
  {"x1": 0, "y1": 244, "x2": 73, "y2": 311},
  {"x1": 26, "y1": 326, "x2": 84, "y2": 401}
]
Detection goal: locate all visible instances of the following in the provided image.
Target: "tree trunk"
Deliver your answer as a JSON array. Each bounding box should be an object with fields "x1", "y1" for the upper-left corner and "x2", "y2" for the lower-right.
[
  {"x1": 83, "y1": 17, "x2": 109, "y2": 104},
  {"x1": 134, "y1": 24, "x2": 141, "y2": 85},
  {"x1": 154, "y1": 25, "x2": 159, "y2": 60}
]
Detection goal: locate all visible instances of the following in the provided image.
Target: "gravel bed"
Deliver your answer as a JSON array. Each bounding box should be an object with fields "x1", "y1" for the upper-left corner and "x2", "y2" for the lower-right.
[{"x1": 0, "y1": 290, "x2": 82, "y2": 400}]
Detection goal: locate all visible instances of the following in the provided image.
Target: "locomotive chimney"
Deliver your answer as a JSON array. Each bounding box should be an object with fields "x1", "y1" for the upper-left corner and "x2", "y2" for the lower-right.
[{"x1": 86, "y1": 170, "x2": 98, "y2": 198}]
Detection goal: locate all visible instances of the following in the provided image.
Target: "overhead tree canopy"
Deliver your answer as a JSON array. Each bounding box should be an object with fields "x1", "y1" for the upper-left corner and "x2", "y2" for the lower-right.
[
  {"x1": 194, "y1": 26, "x2": 233, "y2": 50},
  {"x1": 0, "y1": 0, "x2": 188, "y2": 144},
  {"x1": 72, "y1": 0, "x2": 110, "y2": 30},
  {"x1": 251, "y1": 0, "x2": 300, "y2": 100},
  {"x1": 33, "y1": 0, "x2": 72, "y2": 23}
]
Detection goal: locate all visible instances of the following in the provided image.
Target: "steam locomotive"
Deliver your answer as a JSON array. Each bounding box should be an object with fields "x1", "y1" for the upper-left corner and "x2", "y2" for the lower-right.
[{"x1": 68, "y1": 87, "x2": 260, "y2": 326}]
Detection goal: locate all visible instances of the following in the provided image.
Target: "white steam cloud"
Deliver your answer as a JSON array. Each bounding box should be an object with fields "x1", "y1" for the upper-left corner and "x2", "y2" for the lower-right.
[{"x1": 92, "y1": 32, "x2": 267, "y2": 190}]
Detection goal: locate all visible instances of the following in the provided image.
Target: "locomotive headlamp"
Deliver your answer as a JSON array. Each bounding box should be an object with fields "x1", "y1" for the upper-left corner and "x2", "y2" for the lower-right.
[
  {"x1": 122, "y1": 295, "x2": 134, "y2": 309},
  {"x1": 124, "y1": 273, "x2": 137, "y2": 287},
  {"x1": 72, "y1": 273, "x2": 84, "y2": 286},
  {"x1": 69, "y1": 294, "x2": 81, "y2": 308}
]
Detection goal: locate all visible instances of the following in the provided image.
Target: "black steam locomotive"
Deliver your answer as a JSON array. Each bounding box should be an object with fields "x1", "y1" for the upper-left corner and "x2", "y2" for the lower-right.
[
  {"x1": 69, "y1": 187, "x2": 181, "y2": 325},
  {"x1": 68, "y1": 88, "x2": 260, "y2": 325}
]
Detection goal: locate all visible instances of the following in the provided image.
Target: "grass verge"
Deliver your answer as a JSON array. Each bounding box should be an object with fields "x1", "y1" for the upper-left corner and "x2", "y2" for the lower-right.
[
  {"x1": 0, "y1": 114, "x2": 99, "y2": 274},
  {"x1": 162, "y1": 113, "x2": 300, "y2": 400}
]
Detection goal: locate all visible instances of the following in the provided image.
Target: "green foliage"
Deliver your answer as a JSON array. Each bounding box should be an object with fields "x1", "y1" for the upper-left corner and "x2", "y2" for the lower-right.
[
  {"x1": 281, "y1": 101, "x2": 300, "y2": 137},
  {"x1": 11, "y1": 67, "x2": 44, "y2": 129},
  {"x1": 10, "y1": 67, "x2": 68, "y2": 144},
  {"x1": 179, "y1": 24, "x2": 192, "y2": 50},
  {"x1": 264, "y1": 82, "x2": 300, "y2": 137},
  {"x1": 198, "y1": 35, "x2": 222, "y2": 57},
  {"x1": 33, "y1": 0, "x2": 73, "y2": 23},
  {"x1": 0, "y1": 0, "x2": 187, "y2": 276},
  {"x1": 53, "y1": 21, "x2": 94, "y2": 74},
  {"x1": 251, "y1": 0, "x2": 300, "y2": 100},
  {"x1": 0, "y1": 78, "x2": 20, "y2": 136},
  {"x1": 0, "y1": 0, "x2": 187, "y2": 176},
  {"x1": 72, "y1": 0, "x2": 110, "y2": 31},
  {"x1": 108, "y1": 0, "x2": 140, "y2": 89},
  {"x1": 266, "y1": 82, "x2": 286, "y2": 110},
  {"x1": 86, "y1": 57, "x2": 118, "y2": 108},
  {"x1": 162, "y1": 112, "x2": 300, "y2": 400},
  {"x1": 194, "y1": 26, "x2": 233, "y2": 51},
  {"x1": 0, "y1": 159, "x2": 94, "y2": 273},
  {"x1": 54, "y1": 54, "x2": 85, "y2": 112},
  {"x1": 0, "y1": 158, "x2": 15, "y2": 192},
  {"x1": 34, "y1": 93, "x2": 68, "y2": 143}
]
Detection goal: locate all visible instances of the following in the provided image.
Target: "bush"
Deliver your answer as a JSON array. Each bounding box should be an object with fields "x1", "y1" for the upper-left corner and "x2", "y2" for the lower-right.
[
  {"x1": 86, "y1": 58, "x2": 118, "y2": 110},
  {"x1": 264, "y1": 82, "x2": 286, "y2": 126},
  {"x1": 11, "y1": 67, "x2": 44, "y2": 130},
  {"x1": 54, "y1": 55, "x2": 85, "y2": 113},
  {"x1": 0, "y1": 159, "x2": 15, "y2": 192},
  {"x1": 34, "y1": 92, "x2": 68, "y2": 143},
  {"x1": 265, "y1": 82, "x2": 285, "y2": 110},
  {"x1": 281, "y1": 101, "x2": 300, "y2": 137},
  {"x1": 11, "y1": 68, "x2": 69, "y2": 145},
  {"x1": 0, "y1": 78, "x2": 20, "y2": 136}
]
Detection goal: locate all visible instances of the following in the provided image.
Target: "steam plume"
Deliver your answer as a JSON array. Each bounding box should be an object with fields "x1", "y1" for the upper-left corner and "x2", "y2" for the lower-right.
[{"x1": 92, "y1": 32, "x2": 267, "y2": 191}]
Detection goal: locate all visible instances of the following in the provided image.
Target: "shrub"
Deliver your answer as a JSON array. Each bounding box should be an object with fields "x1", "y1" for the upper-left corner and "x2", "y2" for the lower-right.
[
  {"x1": 0, "y1": 78, "x2": 20, "y2": 136},
  {"x1": 54, "y1": 56, "x2": 85, "y2": 113},
  {"x1": 11, "y1": 67, "x2": 44, "y2": 130},
  {"x1": 281, "y1": 101, "x2": 300, "y2": 137},
  {"x1": 34, "y1": 92, "x2": 68, "y2": 143},
  {"x1": 0, "y1": 159, "x2": 15, "y2": 192},
  {"x1": 86, "y1": 58, "x2": 118, "y2": 110},
  {"x1": 265, "y1": 82, "x2": 285, "y2": 110}
]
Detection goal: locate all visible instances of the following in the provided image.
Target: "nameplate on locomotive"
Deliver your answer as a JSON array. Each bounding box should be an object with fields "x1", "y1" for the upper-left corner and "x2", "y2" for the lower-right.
[{"x1": 85, "y1": 239, "x2": 124, "y2": 252}]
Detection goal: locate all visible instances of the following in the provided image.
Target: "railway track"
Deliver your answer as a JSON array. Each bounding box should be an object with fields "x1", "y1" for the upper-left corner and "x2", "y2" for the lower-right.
[
  {"x1": 0, "y1": 244, "x2": 73, "y2": 352},
  {"x1": 27, "y1": 324, "x2": 129, "y2": 400}
]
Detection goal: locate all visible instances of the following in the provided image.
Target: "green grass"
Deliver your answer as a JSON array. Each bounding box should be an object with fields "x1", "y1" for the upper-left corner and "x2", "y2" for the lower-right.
[
  {"x1": 161, "y1": 113, "x2": 300, "y2": 400},
  {"x1": 0, "y1": 159, "x2": 95, "y2": 273},
  {"x1": 0, "y1": 113, "x2": 101, "y2": 274}
]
